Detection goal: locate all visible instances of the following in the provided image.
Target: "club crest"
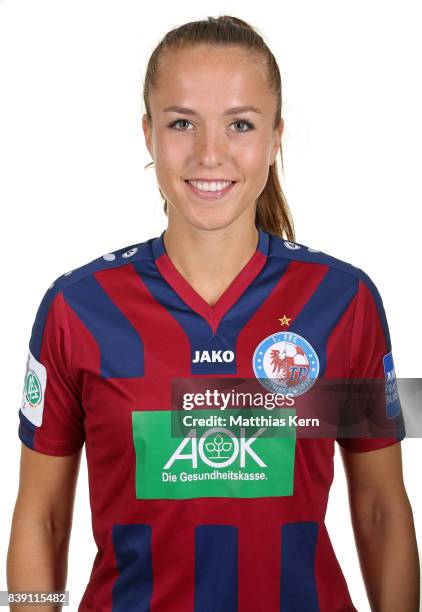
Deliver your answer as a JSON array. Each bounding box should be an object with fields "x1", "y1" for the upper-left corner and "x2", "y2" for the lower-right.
[{"x1": 253, "y1": 331, "x2": 320, "y2": 396}]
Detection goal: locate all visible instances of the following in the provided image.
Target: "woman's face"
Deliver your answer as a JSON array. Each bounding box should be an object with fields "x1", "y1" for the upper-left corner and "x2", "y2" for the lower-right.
[{"x1": 143, "y1": 45, "x2": 283, "y2": 232}]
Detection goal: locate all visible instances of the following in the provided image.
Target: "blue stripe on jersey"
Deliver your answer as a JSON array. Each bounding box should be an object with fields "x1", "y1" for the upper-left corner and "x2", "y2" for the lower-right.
[
  {"x1": 111, "y1": 524, "x2": 153, "y2": 612},
  {"x1": 18, "y1": 410, "x2": 36, "y2": 449},
  {"x1": 268, "y1": 233, "x2": 360, "y2": 273},
  {"x1": 27, "y1": 243, "x2": 152, "y2": 361},
  {"x1": 64, "y1": 276, "x2": 144, "y2": 378},
  {"x1": 267, "y1": 234, "x2": 391, "y2": 349},
  {"x1": 194, "y1": 525, "x2": 238, "y2": 612},
  {"x1": 29, "y1": 288, "x2": 59, "y2": 360},
  {"x1": 133, "y1": 257, "x2": 290, "y2": 375},
  {"x1": 281, "y1": 522, "x2": 319, "y2": 611},
  {"x1": 289, "y1": 268, "x2": 358, "y2": 376},
  {"x1": 356, "y1": 273, "x2": 391, "y2": 351},
  {"x1": 257, "y1": 227, "x2": 270, "y2": 254}
]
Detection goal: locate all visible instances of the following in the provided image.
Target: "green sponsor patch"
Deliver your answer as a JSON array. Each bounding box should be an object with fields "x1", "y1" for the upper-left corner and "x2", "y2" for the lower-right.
[{"x1": 132, "y1": 409, "x2": 296, "y2": 499}]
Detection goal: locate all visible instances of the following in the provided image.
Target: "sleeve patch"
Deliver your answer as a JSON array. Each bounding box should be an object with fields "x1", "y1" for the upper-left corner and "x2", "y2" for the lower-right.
[
  {"x1": 20, "y1": 351, "x2": 47, "y2": 426},
  {"x1": 383, "y1": 351, "x2": 401, "y2": 419}
]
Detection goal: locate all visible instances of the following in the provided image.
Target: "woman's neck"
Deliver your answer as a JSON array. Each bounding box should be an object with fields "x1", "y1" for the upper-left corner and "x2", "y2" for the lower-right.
[{"x1": 162, "y1": 215, "x2": 259, "y2": 307}]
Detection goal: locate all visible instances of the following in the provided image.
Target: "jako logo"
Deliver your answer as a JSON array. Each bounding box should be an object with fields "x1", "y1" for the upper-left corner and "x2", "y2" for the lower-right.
[
  {"x1": 192, "y1": 350, "x2": 234, "y2": 363},
  {"x1": 163, "y1": 427, "x2": 266, "y2": 469}
]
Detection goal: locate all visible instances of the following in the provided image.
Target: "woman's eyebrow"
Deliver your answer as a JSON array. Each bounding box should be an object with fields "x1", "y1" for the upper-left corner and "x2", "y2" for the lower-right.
[{"x1": 162, "y1": 105, "x2": 263, "y2": 116}]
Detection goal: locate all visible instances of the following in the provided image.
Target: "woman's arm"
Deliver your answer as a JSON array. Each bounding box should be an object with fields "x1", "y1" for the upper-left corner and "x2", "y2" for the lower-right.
[
  {"x1": 6, "y1": 444, "x2": 82, "y2": 612},
  {"x1": 340, "y1": 442, "x2": 420, "y2": 612}
]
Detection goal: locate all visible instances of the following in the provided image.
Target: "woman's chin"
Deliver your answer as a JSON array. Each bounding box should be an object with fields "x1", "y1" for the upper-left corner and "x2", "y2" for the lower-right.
[{"x1": 184, "y1": 208, "x2": 244, "y2": 232}]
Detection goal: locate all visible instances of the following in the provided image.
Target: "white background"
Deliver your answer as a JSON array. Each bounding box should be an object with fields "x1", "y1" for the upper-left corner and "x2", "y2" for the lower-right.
[{"x1": 1, "y1": 1, "x2": 420, "y2": 610}]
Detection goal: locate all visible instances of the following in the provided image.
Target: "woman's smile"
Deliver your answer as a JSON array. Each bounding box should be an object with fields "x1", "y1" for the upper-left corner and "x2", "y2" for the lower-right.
[{"x1": 184, "y1": 178, "x2": 237, "y2": 199}]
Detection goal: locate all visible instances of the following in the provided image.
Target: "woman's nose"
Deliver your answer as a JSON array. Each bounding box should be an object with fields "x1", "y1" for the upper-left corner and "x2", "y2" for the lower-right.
[{"x1": 194, "y1": 129, "x2": 229, "y2": 165}]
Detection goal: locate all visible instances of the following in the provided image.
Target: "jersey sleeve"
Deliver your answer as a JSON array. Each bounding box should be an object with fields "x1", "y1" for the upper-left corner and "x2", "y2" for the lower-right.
[
  {"x1": 336, "y1": 274, "x2": 406, "y2": 452},
  {"x1": 18, "y1": 284, "x2": 85, "y2": 456}
]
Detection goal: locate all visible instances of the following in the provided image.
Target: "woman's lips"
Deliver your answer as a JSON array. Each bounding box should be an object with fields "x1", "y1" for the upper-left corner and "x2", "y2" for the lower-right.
[{"x1": 184, "y1": 180, "x2": 237, "y2": 200}]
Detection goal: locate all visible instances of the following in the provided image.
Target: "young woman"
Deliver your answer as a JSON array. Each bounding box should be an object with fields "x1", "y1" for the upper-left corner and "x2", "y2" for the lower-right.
[{"x1": 8, "y1": 15, "x2": 419, "y2": 612}]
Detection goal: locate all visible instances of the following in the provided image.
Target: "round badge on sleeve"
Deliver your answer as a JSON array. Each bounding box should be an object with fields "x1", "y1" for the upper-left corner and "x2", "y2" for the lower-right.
[
  {"x1": 21, "y1": 351, "x2": 47, "y2": 426},
  {"x1": 253, "y1": 332, "x2": 320, "y2": 396}
]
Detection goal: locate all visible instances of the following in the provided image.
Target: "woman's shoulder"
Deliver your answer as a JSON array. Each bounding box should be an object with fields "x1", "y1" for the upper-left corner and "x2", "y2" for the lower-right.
[
  {"x1": 267, "y1": 231, "x2": 381, "y2": 293},
  {"x1": 42, "y1": 236, "x2": 156, "y2": 298}
]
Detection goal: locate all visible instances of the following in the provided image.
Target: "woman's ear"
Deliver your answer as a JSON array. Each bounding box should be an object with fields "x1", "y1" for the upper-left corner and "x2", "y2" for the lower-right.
[
  {"x1": 270, "y1": 117, "x2": 284, "y2": 165},
  {"x1": 142, "y1": 113, "x2": 154, "y2": 159}
]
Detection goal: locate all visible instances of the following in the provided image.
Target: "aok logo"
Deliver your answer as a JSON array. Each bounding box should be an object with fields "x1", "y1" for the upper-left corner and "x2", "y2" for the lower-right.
[
  {"x1": 132, "y1": 411, "x2": 296, "y2": 499},
  {"x1": 192, "y1": 350, "x2": 234, "y2": 363},
  {"x1": 163, "y1": 427, "x2": 267, "y2": 469}
]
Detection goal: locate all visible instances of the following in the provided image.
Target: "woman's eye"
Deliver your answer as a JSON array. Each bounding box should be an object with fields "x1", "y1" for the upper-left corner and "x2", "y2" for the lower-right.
[
  {"x1": 231, "y1": 120, "x2": 255, "y2": 132},
  {"x1": 168, "y1": 119, "x2": 255, "y2": 132},
  {"x1": 168, "y1": 119, "x2": 193, "y2": 130}
]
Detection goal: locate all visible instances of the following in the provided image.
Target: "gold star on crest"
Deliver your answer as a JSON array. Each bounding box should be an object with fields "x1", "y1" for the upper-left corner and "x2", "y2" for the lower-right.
[{"x1": 278, "y1": 315, "x2": 291, "y2": 327}]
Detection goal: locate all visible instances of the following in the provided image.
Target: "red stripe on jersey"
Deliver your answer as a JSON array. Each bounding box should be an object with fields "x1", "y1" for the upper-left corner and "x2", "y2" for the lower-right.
[{"x1": 34, "y1": 292, "x2": 84, "y2": 454}]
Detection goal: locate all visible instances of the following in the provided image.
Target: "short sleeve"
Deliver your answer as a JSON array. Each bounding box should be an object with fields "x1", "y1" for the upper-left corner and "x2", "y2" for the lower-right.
[
  {"x1": 336, "y1": 274, "x2": 406, "y2": 452},
  {"x1": 18, "y1": 285, "x2": 85, "y2": 456}
]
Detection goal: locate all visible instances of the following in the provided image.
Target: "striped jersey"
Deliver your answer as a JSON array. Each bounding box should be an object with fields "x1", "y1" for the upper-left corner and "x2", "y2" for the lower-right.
[{"x1": 18, "y1": 227, "x2": 405, "y2": 611}]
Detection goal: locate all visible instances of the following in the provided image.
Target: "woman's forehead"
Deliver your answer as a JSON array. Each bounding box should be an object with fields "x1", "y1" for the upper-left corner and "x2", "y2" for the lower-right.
[{"x1": 152, "y1": 48, "x2": 271, "y2": 109}]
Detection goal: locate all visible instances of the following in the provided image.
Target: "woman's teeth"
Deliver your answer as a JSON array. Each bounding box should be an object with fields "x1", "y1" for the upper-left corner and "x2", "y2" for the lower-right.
[{"x1": 187, "y1": 180, "x2": 233, "y2": 192}]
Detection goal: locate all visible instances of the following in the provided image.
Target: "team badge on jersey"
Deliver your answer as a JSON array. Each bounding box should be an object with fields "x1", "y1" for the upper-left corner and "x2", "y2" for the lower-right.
[
  {"x1": 20, "y1": 351, "x2": 47, "y2": 426},
  {"x1": 253, "y1": 331, "x2": 320, "y2": 396}
]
